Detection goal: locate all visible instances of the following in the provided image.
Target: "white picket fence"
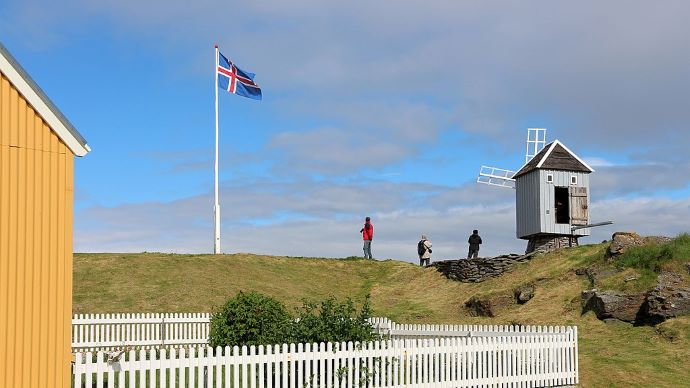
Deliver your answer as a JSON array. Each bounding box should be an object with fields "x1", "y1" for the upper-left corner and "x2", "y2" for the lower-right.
[
  {"x1": 72, "y1": 313, "x2": 210, "y2": 350},
  {"x1": 74, "y1": 332, "x2": 579, "y2": 387},
  {"x1": 72, "y1": 314, "x2": 571, "y2": 351}
]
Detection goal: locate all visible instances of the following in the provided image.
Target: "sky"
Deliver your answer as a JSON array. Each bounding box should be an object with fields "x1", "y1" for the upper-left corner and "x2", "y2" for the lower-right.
[{"x1": 1, "y1": 1, "x2": 689, "y2": 262}]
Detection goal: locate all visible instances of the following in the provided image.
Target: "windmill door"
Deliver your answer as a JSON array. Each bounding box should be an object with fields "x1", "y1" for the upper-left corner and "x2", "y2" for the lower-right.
[{"x1": 570, "y1": 187, "x2": 588, "y2": 225}]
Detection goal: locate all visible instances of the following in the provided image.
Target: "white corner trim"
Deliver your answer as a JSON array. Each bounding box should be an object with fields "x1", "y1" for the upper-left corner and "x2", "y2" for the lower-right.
[{"x1": 0, "y1": 52, "x2": 89, "y2": 156}]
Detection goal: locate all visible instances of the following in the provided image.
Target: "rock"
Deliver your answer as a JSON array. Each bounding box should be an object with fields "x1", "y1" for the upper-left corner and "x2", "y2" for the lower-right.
[
  {"x1": 590, "y1": 267, "x2": 621, "y2": 282},
  {"x1": 603, "y1": 318, "x2": 632, "y2": 326},
  {"x1": 644, "y1": 236, "x2": 673, "y2": 245},
  {"x1": 465, "y1": 297, "x2": 495, "y2": 317},
  {"x1": 606, "y1": 232, "x2": 646, "y2": 258},
  {"x1": 514, "y1": 284, "x2": 535, "y2": 304},
  {"x1": 644, "y1": 271, "x2": 690, "y2": 323},
  {"x1": 685, "y1": 262, "x2": 690, "y2": 275},
  {"x1": 581, "y1": 289, "x2": 646, "y2": 323}
]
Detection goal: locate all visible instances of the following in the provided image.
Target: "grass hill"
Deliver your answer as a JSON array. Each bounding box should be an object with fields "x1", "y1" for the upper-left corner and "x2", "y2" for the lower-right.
[{"x1": 74, "y1": 241, "x2": 690, "y2": 387}]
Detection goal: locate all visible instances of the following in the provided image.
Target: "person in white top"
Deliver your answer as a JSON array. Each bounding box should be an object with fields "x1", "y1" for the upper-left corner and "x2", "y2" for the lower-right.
[{"x1": 418, "y1": 234, "x2": 432, "y2": 266}]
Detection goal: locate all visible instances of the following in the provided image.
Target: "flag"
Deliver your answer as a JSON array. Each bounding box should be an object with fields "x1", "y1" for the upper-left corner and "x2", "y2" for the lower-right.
[{"x1": 217, "y1": 51, "x2": 262, "y2": 100}]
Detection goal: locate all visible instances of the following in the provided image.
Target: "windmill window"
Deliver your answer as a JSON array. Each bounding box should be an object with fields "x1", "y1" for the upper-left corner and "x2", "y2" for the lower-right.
[
  {"x1": 571, "y1": 176, "x2": 578, "y2": 185},
  {"x1": 546, "y1": 174, "x2": 553, "y2": 183}
]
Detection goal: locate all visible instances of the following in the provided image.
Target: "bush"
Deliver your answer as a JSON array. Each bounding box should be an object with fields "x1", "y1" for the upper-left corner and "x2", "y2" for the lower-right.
[
  {"x1": 618, "y1": 233, "x2": 690, "y2": 272},
  {"x1": 209, "y1": 292, "x2": 378, "y2": 347},
  {"x1": 292, "y1": 295, "x2": 378, "y2": 344},
  {"x1": 618, "y1": 244, "x2": 673, "y2": 272},
  {"x1": 208, "y1": 291, "x2": 292, "y2": 347}
]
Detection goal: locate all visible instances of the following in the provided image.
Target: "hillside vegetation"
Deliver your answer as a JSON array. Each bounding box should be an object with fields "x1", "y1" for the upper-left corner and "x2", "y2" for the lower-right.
[{"x1": 74, "y1": 239, "x2": 690, "y2": 387}]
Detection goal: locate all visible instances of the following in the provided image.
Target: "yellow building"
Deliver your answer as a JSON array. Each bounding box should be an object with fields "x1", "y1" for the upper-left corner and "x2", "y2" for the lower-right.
[{"x1": 1, "y1": 42, "x2": 90, "y2": 387}]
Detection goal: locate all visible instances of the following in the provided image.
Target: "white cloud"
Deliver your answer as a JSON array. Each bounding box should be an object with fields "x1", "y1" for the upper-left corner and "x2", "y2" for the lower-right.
[
  {"x1": 582, "y1": 157, "x2": 617, "y2": 168},
  {"x1": 7, "y1": 1, "x2": 690, "y2": 149},
  {"x1": 74, "y1": 179, "x2": 690, "y2": 261}
]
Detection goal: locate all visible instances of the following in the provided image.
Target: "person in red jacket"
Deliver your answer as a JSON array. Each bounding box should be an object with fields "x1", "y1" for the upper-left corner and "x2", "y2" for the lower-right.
[{"x1": 360, "y1": 216, "x2": 374, "y2": 259}]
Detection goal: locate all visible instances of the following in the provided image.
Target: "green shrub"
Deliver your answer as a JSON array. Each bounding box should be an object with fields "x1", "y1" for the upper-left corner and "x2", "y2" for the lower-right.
[
  {"x1": 209, "y1": 292, "x2": 378, "y2": 347},
  {"x1": 208, "y1": 291, "x2": 292, "y2": 347},
  {"x1": 618, "y1": 244, "x2": 673, "y2": 272},
  {"x1": 292, "y1": 295, "x2": 378, "y2": 344},
  {"x1": 617, "y1": 233, "x2": 690, "y2": 272}
]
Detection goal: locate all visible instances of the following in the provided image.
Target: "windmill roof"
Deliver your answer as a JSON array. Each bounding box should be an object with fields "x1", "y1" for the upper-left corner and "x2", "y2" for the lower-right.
[
  {"x1": 0, "y1": 41, "x2": 90, "y2": 156},
  {"x1": 513, "y1": 140, "x2": 593, "y2": 178}
]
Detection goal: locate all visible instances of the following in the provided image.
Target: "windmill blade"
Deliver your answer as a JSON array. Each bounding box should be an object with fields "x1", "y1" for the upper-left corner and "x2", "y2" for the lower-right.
[
  {"x1": 525, "y1": 128, "x2": 547, "y2": 163},
  {"x1": 477, "y1": 165, "x2": 516, "y2": 189}
]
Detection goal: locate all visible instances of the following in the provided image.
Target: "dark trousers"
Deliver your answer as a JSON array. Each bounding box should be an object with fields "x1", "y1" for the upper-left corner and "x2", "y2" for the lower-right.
[
  {"x1": 468, "y1": 247, "x2": 479, "y2": 259},
  {"x1": 419, "y1": 257, "x2": 429, "y2": 266}
]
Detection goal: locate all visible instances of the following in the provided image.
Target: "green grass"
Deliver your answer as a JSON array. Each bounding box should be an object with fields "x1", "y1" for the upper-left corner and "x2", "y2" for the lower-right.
[
  {"x1": 74, "y1": 237, "x2": 690, "y2": 387},
  {"x1": 617, "y1": 233, "x2": 690, "y2": 270},
  {"x1": 596, "y1": 233, "x2": 690, "y2": 292}
]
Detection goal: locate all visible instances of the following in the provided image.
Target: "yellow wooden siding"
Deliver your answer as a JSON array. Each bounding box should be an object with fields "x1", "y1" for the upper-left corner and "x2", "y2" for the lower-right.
[{"x1": 0, "y1": 72, "x2": 74, "y2": 388}]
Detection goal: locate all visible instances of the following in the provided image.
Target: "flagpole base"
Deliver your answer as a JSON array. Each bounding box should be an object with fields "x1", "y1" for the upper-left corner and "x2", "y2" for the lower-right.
[{"x1": 213, "y1": 204, "x2": 221, "y2": 254}]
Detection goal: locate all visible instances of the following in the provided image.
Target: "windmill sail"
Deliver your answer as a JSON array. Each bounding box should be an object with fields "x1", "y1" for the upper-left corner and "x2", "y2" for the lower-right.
[
  {"x1": 477, "y1": 128, "x2": 547, "y2": 189},
  {"x1": 477, "y1": 166, "x2": 516, "y2": 189},
  {"x1": 525, "y1": 128, "x2": 547, "y2": 163}
]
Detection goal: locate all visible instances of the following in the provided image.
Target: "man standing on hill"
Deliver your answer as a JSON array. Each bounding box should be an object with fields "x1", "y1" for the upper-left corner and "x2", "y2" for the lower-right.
[
  {"x1": 360, "y1": 216, "x2": 374, "y2": 259},
  {"x1": 418, "y1": 234, "x2": 432, "y2": 266},
  {"x1": 467, "y1": 230, "x2": 482, "y2": 259}
]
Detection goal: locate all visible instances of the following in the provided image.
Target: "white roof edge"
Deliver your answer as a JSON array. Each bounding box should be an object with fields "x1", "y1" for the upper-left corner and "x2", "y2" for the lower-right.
[
  {"x1": 0, "y1": 43, "x2": 89, "y2": 157},
  {"x1": 534, "y1": 141, "x2": 558, "y2": 169},
  {"x1": 511, "y1": 140, "x2": 553, "y2": 178},
  {"x1": 548, "y1": 139, "x2": 595, "y2": 173}
]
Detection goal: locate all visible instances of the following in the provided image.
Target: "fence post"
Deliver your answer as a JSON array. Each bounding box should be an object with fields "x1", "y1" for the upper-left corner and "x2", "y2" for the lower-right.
[{"x1": 160, "y1": 316, "x2": 166, "y2": 346}]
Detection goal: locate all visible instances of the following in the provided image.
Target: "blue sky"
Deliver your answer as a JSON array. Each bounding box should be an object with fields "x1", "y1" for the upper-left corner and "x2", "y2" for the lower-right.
[{"x1": 2, "y1": 1, "x2": 689, "y2": 260}]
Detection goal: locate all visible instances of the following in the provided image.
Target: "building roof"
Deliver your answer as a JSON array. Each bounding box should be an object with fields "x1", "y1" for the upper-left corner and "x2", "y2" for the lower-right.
[
  {"x1": 0, "y1": 42, "x2": 90, "y2": 156},
  {"x1": 513, "y1": 140, "x2": 593, "y2": 178}
]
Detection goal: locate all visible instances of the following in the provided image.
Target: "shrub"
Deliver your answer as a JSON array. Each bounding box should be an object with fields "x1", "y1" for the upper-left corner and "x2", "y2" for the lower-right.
[
  {"x1": 208, "y1": 291, "x2": 292, "y2": 347},
  {"x1": 617, "y1": 233, "x2": 690, "y2": 272},
  {"x1": 618, "y1": 244, "x2": 673, "y2": 272},
  {"x1": 292, "y1": 295, "x2": 378, "y2": 344}
]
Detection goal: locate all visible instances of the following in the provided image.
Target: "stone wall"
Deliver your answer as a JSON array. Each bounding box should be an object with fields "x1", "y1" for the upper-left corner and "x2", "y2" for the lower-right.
[
  {"x1": 526, "y1": 235, "x2": 577, "y2": 253},
  {"x1": 431, "y1": 253, "x2": 536, "y2": 283}
]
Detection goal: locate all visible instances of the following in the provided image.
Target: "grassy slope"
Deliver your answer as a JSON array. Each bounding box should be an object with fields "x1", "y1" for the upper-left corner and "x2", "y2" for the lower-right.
[{"x1": 74, "y1": 245, "x2": 690, "y2": 387}]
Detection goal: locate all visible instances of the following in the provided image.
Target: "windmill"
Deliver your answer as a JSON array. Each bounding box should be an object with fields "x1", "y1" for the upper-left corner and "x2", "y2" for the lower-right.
[{"x1": 477, "y1": 128, "x2": 609, "y2": 253}]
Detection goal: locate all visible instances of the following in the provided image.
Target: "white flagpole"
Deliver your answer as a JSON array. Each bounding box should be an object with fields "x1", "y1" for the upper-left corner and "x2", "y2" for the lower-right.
[{"x1": 213, "y1": 44, "x2": 221, "y2": 254}]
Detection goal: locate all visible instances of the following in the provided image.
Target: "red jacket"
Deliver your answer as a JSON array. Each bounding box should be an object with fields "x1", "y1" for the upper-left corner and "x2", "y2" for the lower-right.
[{"x1": 361, "y1": 222, "x2": 374, "y2": 240}]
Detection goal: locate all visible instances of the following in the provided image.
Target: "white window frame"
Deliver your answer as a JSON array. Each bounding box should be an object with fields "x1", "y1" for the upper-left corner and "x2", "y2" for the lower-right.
[
  {"x1": 570, "y1": 175, "x2": 578, "y2": 185},
  {"x1": 546, "y1": 174, "x2": 554, "y2": 183}
]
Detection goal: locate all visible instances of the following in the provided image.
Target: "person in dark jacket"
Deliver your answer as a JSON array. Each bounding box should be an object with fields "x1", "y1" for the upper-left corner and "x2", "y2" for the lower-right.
[
  {"x1": 360, "y1": 216, "x2": 374, "y2": 259},
  {"x1": 467, "y1": 230, "x2": 482, "y2": 259}
]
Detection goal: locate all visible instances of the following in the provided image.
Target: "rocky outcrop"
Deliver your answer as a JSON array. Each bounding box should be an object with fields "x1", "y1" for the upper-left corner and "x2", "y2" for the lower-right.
[
  {"x1": 644, "y1": 272, "x2": 690, "y2": 323},
  {"x1": 582, "y1": 271, "x2": 690, "y2": 324},
  {"x1": 464, "y1": 297, "x2": 495, "y2": 317},
  {"x1": 514, "y1": 284, "x2": 535, "y2": 304},
  {"x1": 432, "y1": 253, "x2": 536, "y2": 283},
  {"x1": 581, "y1": 289, "x2": 647, "y2": 323},
  {"x1": 606, "y1": 232, "x2": 646, "y2": 258},
  {"x1": 606, "y1": 232, "x2": 672, "y2": 258},
  {"x1": 645, "y1": 236, "x2": 673, "y2": 245}
]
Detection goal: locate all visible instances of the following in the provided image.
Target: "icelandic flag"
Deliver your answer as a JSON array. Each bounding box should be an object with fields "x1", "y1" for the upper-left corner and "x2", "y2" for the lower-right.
[{"x1": 217, "y1": 51, "x2": 262, "y2": 100}]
